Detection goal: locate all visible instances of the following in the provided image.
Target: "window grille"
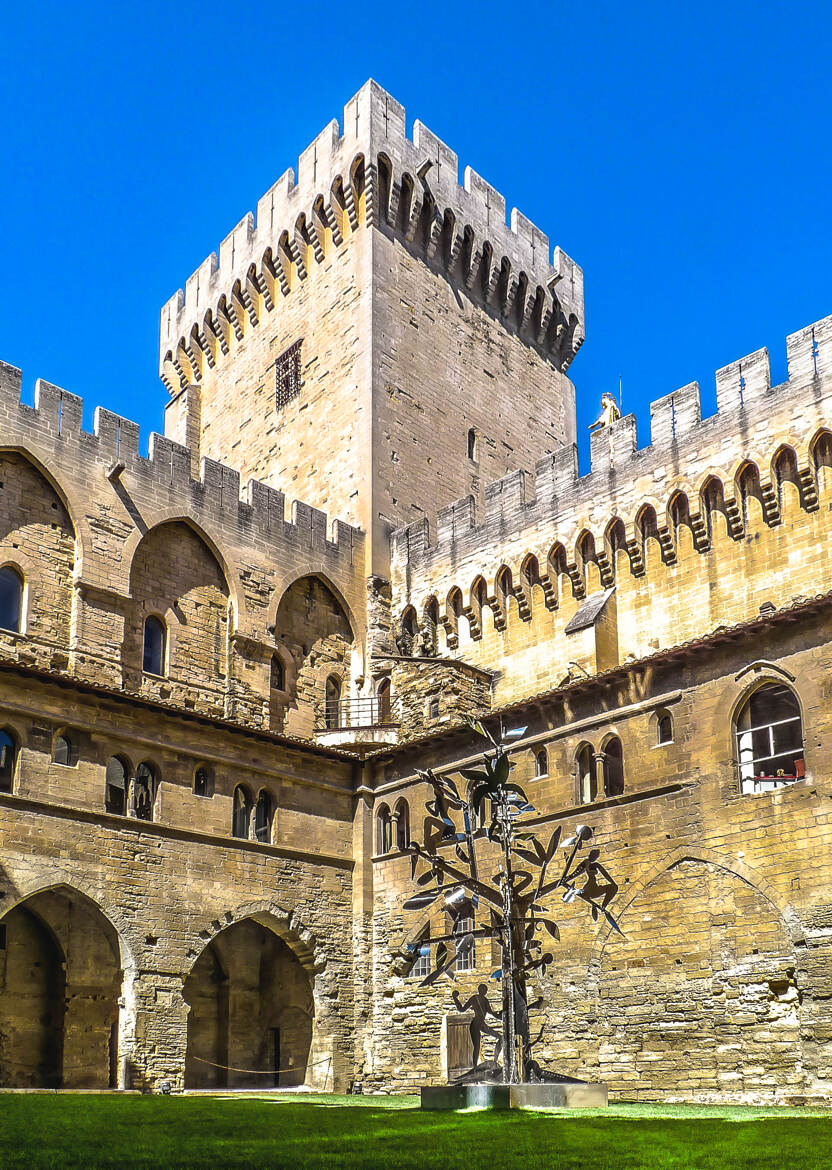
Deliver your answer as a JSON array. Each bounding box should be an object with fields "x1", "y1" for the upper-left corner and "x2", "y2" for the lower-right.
[{"x1": 275, "y1": 340, "x2": 303, "y2": 410}]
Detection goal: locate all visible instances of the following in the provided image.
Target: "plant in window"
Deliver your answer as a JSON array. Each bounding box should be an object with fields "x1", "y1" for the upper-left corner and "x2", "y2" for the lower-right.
[{"x1": 736, "y1": 684, "x2": 804, "y2": 793}]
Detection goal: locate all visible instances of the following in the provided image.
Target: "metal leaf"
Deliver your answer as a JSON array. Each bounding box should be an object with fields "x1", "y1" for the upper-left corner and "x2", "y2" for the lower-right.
[
  {"x1": 402, "y1": 889, "x2": 441, "y2": 911},
  {"x1": 541, "y1": 919, "x2": 561, "y2": 941},
  {"x1": 545, "y1": 826, "x2": 562, "y2": 863}
]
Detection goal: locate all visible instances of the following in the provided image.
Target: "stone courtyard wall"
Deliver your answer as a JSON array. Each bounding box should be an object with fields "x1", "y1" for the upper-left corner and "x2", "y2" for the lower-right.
[{"x1": 365, "y1": 605, "x2": 832, "y2": 1103}]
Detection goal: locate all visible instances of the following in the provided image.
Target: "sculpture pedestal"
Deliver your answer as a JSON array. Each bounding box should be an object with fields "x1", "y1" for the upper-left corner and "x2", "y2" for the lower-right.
[{"x1": 421, "y1": 1082, "x2": 609, "y2": 1111}]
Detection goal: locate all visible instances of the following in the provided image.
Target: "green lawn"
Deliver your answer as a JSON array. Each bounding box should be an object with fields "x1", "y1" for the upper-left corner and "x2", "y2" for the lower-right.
[{"x1": 1, "y1": 1092, "x2": 831, "y2": 1169}]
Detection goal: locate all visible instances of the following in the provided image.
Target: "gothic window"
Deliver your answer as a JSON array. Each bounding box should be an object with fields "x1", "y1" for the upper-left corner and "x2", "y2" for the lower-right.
[
  {"x1": 467, "y1": 428, "x2": 478, "y2": 461},
  {"x1": 0, "y1": 728, "x2": 18, "y2": 793},
  {"x1": 0, "y1": 566, "x2": 23, "y2": 633},
  {"x1": 656, "y1": 712, "x2": 673, "y2": 745},
  {"x1": 275, "y1": 340, "x2": 302, "y2": 411},
  {"x1": 53, "y1": 732, "x2": 75, "y2": 767},
  {"x1": 105, "y1": 756, "x2": 129, "y2": 815},
  {"x1": 394, "y1": 798, "x2": 409, "y2": 851},
  {"x1": 324, "y1": 676, "x2": 342, "y2": 729},
  {"x1": 232, "y1": 785, "x2": 252, "y2": 838},
  {"x1": 376, "y1": 804, "x2": 392, "y2": 854},
  {"x1": 602, "y1": 737, "x2": 625, "y2": 797},
  {"x1": 254, "y1": 789, "x2": 273, "y2": 843},
  {"x1": 193, "y1": 764, "x2": 211, "y2": 798},
  {"x1": 534, "y1": 748, "x2": 548, "y2": 778},
  {"x1": 576, "y1": 742, "x2": 596, "y2": 804},
  {"x1": 736, "y1": 683, "x2": 804, "y2": 794},
  {"x1": 143, "y1": 615, "x2": 166, "y2": 676},
  {"x1": 134, "y1": 761, "x2": 157, "y2": 821}
]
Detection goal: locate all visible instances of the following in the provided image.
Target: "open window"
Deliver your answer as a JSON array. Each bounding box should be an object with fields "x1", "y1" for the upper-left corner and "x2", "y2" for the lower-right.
[
  {"x1": 736, "y1": 683, "x2": 804, "y2": 793},
  {"x1": 270, "y1": 655, "x2": 286, "y2": 693},
  {"x1": 534, "y1": 748, "x2": 548, "y2": 778}
]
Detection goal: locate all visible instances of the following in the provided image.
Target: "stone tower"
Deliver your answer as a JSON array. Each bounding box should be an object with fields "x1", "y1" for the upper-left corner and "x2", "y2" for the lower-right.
[{"x1": 159, "y1": 80, "x2": 584, "y2": 577}]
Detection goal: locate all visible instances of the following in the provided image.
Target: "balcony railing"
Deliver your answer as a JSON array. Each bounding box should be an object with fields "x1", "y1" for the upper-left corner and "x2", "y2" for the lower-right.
[{"x1": 316, "y1": 695, "x2": 400, "y2": 732}]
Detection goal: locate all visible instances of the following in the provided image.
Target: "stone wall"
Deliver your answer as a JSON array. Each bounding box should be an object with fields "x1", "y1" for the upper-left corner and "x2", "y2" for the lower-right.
[
  {"x1": 0, "y1": 668, "x2": 357, "y2": 1092},
  {"x1": 365, "y1": 601, "x2": 832, "y2": 1103}
]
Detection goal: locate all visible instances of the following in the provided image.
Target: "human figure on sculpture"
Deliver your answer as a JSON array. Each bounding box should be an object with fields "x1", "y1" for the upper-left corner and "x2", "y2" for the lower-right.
[
  {"x1": 452, "y1": 984, "x2": 503, "y2": 1068},
  {"x1": 569, "y1": 848, "x2": 619, "y2": 918},
  {"x1": 588, "y1": 392, "x2": 621, "y2": 432}
]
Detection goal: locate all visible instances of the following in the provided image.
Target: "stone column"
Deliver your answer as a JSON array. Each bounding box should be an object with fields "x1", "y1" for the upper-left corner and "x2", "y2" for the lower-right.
[{"x1": 127, "y1": 970, "x2": 189, "y2": 1092}]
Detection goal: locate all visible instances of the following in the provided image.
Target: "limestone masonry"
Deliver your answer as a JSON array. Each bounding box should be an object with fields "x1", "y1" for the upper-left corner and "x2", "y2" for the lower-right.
[{"x1": 1, "y1": 80, "x2": 832, "y2": 1102}]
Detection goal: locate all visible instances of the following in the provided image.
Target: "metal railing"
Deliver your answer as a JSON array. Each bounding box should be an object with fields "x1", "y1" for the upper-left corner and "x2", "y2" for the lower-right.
[{"x1": 317, "y1": 695, "x2": 401, "y2": 732}]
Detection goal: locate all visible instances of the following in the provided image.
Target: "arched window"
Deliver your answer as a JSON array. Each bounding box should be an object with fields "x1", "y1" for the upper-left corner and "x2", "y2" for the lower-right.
[
  {"x1": 605, "y1": 519, "x2": 627, "y2": 571},
  {"x1": 737, "y1": 462, "x2": 763, "y2": 527},
  {"x1": 602, "y1": 737, "x2": 624, "y2": 797},
  {"x1": 193, "y1": 764, "x2": 211, "y2": 798},
  {"x1": 254, "y1": 789, "x2": 273, "y2": 843},
  {"x1": 143, "y1": 615, "x2": 166, "y2": 676},
  {"x1": 325, "y1": 675, "x2": 342, "y2": 729},
  {"x1": 0, "y1": 728, "x2": 18, "y2": 793},
  {"x1": 270, "y1": 655, "x2": 285, "y2": 692},
  {"x1": 377, "y1": 677, "x2": 392, "y2": 723},
  {"x1": 0, "y1": 566, "x2": 23, "y2": 633},
  {"x1": 395, "y1": 798, "x2": 410, "y2": 851},
  {"x1": 736, "y1": 683, "x2": 804, "y2": 794},
  {"x1": 576, "y1": 743, "x2": 596, "y2": 804},
  {"x1": 656, "y1": 712, "x2": 673, "y2": 745},
  {"x1": 53, "y1": 732, "x2": 75, "y2": 767},
  {"x1": 424, "y1": 596, "x2": 440, "y2": 655},
  {"x1": 376, "y1": 804, "x2": 392, "y2": 854},
  {"x1": 534, "y1": 748, "x2": 548, "y2": 778},
  {"x1": 399, "y1": 607, "x2": 418, "y2": 654},
  {"x1": 232, "y1": 785, "x2": 252, "y2": 838},
  {"x1": 105, "y1": 756, "x2": 129, "y2": 815},
  {"x1": 701, "y1": 476, "x2": 726, "y2": 540},
  {"x1": 467, "y1": 428, "x2": 478, "y2": 461},
  {"x1": 772, "y1": 446, "x2": 800, "y2": 509},
  {"x1": 134, "y1": 761, "x2": 156, "y2": 821}
]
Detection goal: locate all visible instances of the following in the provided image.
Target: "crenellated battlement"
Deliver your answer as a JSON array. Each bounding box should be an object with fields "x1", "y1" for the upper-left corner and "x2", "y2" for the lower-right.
[
  {"x1": 159, "y1": 80, "x2": 584, "y2": 389},
  {"x1": 0, "y1": 359, "x2": 363, "y2": 560},
  {"x1": 391, "y1": 312, "x2": 832, "y2": 576}
]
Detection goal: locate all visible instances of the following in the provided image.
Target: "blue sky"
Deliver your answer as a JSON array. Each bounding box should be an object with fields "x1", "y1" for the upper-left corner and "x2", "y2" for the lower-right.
[{"x1": 2, "y1": 1, "x2": 829, "y2": 470}]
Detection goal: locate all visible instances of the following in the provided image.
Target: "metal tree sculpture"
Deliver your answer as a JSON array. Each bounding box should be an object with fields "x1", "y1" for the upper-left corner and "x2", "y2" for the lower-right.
[{"x1": 403, "y1": 717, "x2": 621, "y2": 1085}]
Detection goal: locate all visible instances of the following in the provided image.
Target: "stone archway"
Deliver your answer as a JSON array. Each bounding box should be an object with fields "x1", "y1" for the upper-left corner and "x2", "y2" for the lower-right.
[
  {"x1": 595, "y1": 857, "x2": 802, "y2": 1102},
  {"x1": 183, "y1": 918, "x2": 314, "y2": 1089},
  {"x1": 0, "y1": 887, "x2": 123, "y2": 1088}
]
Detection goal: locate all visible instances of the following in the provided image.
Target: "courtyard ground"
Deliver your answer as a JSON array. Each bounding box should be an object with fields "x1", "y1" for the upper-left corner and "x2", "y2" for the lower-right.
[{"x1": 0, "y1": 1092, "x2": 830, "y2": 1169}]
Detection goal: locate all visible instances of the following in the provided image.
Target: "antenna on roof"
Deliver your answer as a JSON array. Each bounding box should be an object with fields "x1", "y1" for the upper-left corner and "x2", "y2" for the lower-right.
[{"x1": 618, "y1": 374, "x2": 623, "y2": 412}]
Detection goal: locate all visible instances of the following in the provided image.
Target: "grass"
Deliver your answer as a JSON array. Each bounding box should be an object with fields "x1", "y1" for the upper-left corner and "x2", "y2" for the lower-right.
[{"x1": 0, "y1": 1092, "x2": 831, "y2": 1169}]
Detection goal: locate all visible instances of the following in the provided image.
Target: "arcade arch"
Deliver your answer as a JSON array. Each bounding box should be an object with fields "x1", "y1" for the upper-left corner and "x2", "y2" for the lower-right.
[{"x1": 183, "y1": 917, "x2": 314, "y2": 1089}]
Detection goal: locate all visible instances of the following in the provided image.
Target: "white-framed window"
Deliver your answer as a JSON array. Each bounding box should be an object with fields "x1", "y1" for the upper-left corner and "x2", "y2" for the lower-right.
[
  {"x1": 456, "y1": 917, "x2": 475, "y2": 972},
  {"x1": 410, "y1": 944, "x2": 431, "y2": 979},
  {"x1": 736, "y1": 683, "x2": 804, "y2": 794}
]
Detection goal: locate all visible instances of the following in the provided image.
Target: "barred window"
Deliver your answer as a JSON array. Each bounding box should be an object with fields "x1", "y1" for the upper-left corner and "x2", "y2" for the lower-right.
[
  {"x1": 275, "y1": 339, "x2": 302, "y2": 410},
  {"x1": 409, "y1": 943, "x2": 431, "y2": 979}
]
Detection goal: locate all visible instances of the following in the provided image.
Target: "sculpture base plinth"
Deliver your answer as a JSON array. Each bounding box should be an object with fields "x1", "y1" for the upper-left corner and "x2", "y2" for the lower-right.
[{"x1": 421, "y1": 1082, "x2": 609, "y2": 1111}]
